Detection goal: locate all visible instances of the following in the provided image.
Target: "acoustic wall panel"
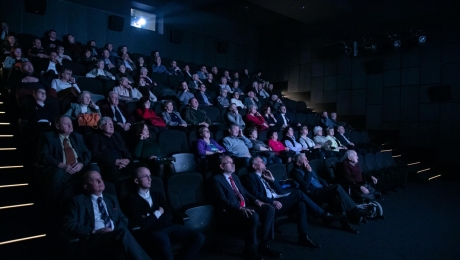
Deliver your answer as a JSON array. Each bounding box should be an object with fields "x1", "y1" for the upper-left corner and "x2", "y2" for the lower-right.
[
  {"x1": 351, "y1": 89, "x2": 366, "y2": 115},
  {"x1": 366, "y1": 105, "x2": 382, "y2": 129},
  {"x1": 400, "y1": 86, "x2": 419, "y2": 121},
  {"x1": 401, "y1": 67, "x2": 420, "y2": 86},
  {"x1": 383, "y1": 87, "x2": 400, "y2": 121},
  {"x1": 312, "y1": 62, "x2": 324, "y2": 77},
  {"x1": 384, "y1": 69, "x2": 400, "y2": 87},
  {"x1": 337, "y1": 74, "x2": 352, "y2": 90},
  {"x1": 366, "y1": 74, "x2": 383, "y2": 104}
]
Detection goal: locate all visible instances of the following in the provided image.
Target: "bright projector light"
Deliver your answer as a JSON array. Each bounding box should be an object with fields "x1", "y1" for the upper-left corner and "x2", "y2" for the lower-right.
[{"x1": 138, "y1": 18, "x2": 146, "y2": 26}]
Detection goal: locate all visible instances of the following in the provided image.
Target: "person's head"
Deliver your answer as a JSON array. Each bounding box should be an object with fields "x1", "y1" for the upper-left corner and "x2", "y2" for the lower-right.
[
  {"x1": 199, "y1": 126, "x2": 210, "y2": 139},
  {"x1": 346, "y1": 150, "x2": 358, "y2": 163},
  {"x1": 155, "y1": 56, "x2": 161, "y2": 64},
  {"x1": 180, "y1": 81, "x2": 188, "y2": 91},
  {"x1": 1, "y1": 21, "x2": 8, "y2": 31},
  {"x1": 313, "y1": 126, "x2": 323, "y2": 136},
  {"x1": 118, "y1": 64, "x2": 126, "y2": 73},
  {"x1": 21, "y1": 61, "x2": 34, "y2": 74},
  {"x1": 248, "y1": 104, "x2": 257, "y2": 114},
  {"x1": 133, "y1": 167, "x2": 152, "y2": 190},
  {"x1": 268, "y1": 83, "x2": 274, "y2": 90},
  {"x1": 207, "y1": 73, "x2": 213, "y2": 80},
  {"x1": 138, "y1": 96, "x2": 150, "y2": 109},
  {"x1": 220, "y1": 77, "x2": 227, "y2": 85},
  {"x1": 228, "y1": 125, "x2": 240, "y2": 137},
  {"x1": 55, "y1": 115, "x2": 73, "y2": 136},
  {"x1": 211, "y1": 66, "x2": 218, "y2": 74},
  {"x1": 97, "y1": 59, "x2": 105, "y2": 69},
  {"x1": 192, "y1": 74, "x2": 199, "y2": 81},
  {"x1": 252, "y1": 81, "x2": 258, "y2": 88},
  {"x1": 199, "y1": 84, "x2": 206, "y2": 93},
  {"x1": 48, "y1": 30, "x2": 56, "y2": 40},
  {"x1": 102, "y1": 49, "x2": 110, "y2": 58},
  {"x1": 138, "y1": 77, "x2": 146, "y2": 86},
  {"x1": 89, "y1": 40, "x2": 96, "y2": 47},
  {"x1": 107, "y1": 91, "x2": 119, "y2": 106},
  {"x1": 337, "y1": 125, "x2": 345, "y2": 135},
  {"x1": 233, "y1": 72, "x2": 239, "y2": 78},
  {"x1": 262, "y1": 106, "x2": 271, "y2": 115},
  {"x1": 300, "y1": 126, "x2": 309, "y2": 136},
  {"x1": 189, "y1": 98, "x2": 199, "y2": 109},
  {"x1": 244, "y1": 69, "x2": 249, "y2": 74},
  {"x1": 119, "y1": 77, "x2": 129, "y2": 87},
  {"x1": 67, "y1": 34, "x2": 75, "y2": 43},
  {"x1": 78, "y1": 91, "x2": 92, "y2": 105},
  {"x1": 84, "y1": 49, "x2": 91, "y2": 58},
  {"x1": 184, "y1": 65, "x2": 190, "y2": 71},
  {"x1": 140, "y1": 67, "x2": 148, "y2": 76},
  {"x1": 220, "y1": 89, "x2": 227, "y2": 97},
  {"x1": 164, "y1": 100, "x2": 174, "y2": 112},
  {"x1": 246, "y1": 127, "x2": 258, "y2": 139},
  {"x1": 152, "y1": 50, "x2": 160, "y2": 57},
  {"x1": 326, "y1": 127, "x2": 334, "y2": 136},
  {"x1": 83, "y1": 171, "x2": 105, "y2": 196},
  {"x1": 121, "y1": 45, "x2": 128, "y2": 53},
  {"x1": 105, "y1": 43, "x2": 113, "y2": 51},
  {"x1": 232, "y1": 91, "x2": 240, "y2": 100},
  {"x1": 57, "y1": 46, "x2": 65, "y2": 54},
  {"x1": 224, "y1": 70, "x2": 229, "y2": 77},
  {"x1": 33, "y1": 88, "x2": 47, "y2": 103},
  {"x1": 330, "y1": 112, "x2": 337, "y2": 120},
  {"x1": 271, "y1": 94, "x2": 278, "y2": 101},
  {"x1": 171, "y1": 60, "x2": 177, "y2": 67},
  {"x1": 233, "y1": 81, "x2": 239, "y2": 88},
  {"x1": 122, "y1": 53, "x2": 129, "y2": 61},
  {"x1": 134, "y1": 123, "x2": 149, "y2": 140},
  {"x1": 138, "y1": 56, "x2": 144, "y2": 64},
  {"x1": 247, "y1": 91, "x2": 255, "y2": 98},
  {"x1": 11, "y1": 47, "x2": 22, "y2": 58},
  {"x1": 322, "y1": 111, "x2": 328, "y2": 118},
  {"x1": 49, "y1": 51, "x2": 58, "y2": 62},
  {"x1": 256, "y1": 71, "x2": 262, "y2": 76},
  {"x1": 268, "y1": 129, "x2": 278, "y2": 140},
  {"x1": 257, "y1": 83, "x2": 263, "y2": 90},
  {"x1": 279, "y1": 105, "x2": 287, "y2": 114},
  {"x1": 200, "y1": 65, "x2": 206, "y2": 72},
  {"x1": 33, "y1": 38, "x2": 42, "y2": 48},
  {"x1": 219, "y1": 155, "x2": 235, "y2": 174},
  {"x1": 59, "y1": 68, "x2": 72, "y2": 81},
  {"x1": 229, "y1": 103, "x2": 238, "y2": 113},
  {"x1": 250, "y1": 156, "x2": 266, "y2": 173},
  {"x1": 284, "y1": 126, "x2": 295, "y2": 138},
  {"x1": 294, "y1": 153, "x2": 309, "y2": 168},
  {"x1": 98, "y1": 117, "x2": 114, "y2": 135}
]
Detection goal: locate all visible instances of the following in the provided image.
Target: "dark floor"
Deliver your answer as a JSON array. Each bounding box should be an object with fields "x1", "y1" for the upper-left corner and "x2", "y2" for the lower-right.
[{"x1": 198, "y1": 177, "x2": 460, "y2": 260}]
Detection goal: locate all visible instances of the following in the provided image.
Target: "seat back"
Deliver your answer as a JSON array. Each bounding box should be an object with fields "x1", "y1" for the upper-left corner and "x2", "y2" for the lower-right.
[
  {"x1": 374, "y1": 152, "x2": 385, "y2": 170},
  {"x1": 324, "y1": 157, "x2": 339, "y2": 181},
  {"x1": 77, "y1": 78, "x2": 104, "y2": 95},
  {"x1": 286, "y1": 99, "x2": 297, "y2": 113},
  {"x1": 364, "y1": 153, "x2": 377, "y2": 171},
  {"x1": 257, "y1": 130, "x2": 268, "y2": 142},
  {"x1": 167, "y1": 172, "x2": 204, "y2": 211},
  {"x1": 158, "y1": 130, "x2": 189, "y2": 155},
  {"x1": 296, "y1": 101, "x2": 308, "y2": 113},
  {"x1": 62, "y1": 60, "x2": 86, "y2": 76},
  {"x1": 309, "y1": 159, "x2": 326, "y2": 177},
  {"x1": 306, "y1": 114, "x2": 319, "y2": 127},
  {"x1": 104, "y1": 80, "x2": 117, "y2": 96},
  {"x1": 151, "y1": 72, "x2": 168, "y2": 85},
  {"x1": 383, "y1": 151, "x2": 396, "y2": 167},
  {"x1": 202, "y1": 106, "x2": 223, "y2": 124},
  {"x1": 350, "y1": 131, "x2": 362, "y2": 145},
  {"x1": 266, "y1": 163, "x2": 288, "y2": 180},
  {"x1": 361, "y1": 131, "x2": 371, "y2": 144},
  {"x1": 168, "y1": 75, "x2": 185, "y2": 88},
  {"x1": 357, "y1": 154, "x2": 368, "y2": 172},
  {"x1": 295, "y1": 113, "x2": 307, "y2": 126},
  {"x1": 172, "y1": 153, "x2": 197, "y2": 173}
]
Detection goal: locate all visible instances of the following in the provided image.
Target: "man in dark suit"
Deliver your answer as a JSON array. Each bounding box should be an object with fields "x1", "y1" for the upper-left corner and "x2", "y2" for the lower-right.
[
  {"x1": 63, "y1": 170, "x2": 151, "y2": 260},
  {"x1": 209, "y1": 155, "x2": 281, "y2": 260},
  {"x1": 290, "y1": 153, "x2": 369, "y2": 234},
  {"x1": 100, "y1": 91, "x2": 134, "y2": 134},
  {"x1": 195, "y1": 84, "x2": 213, "y2": 107},
  {"x1": 38, "y1": 115, "x2": 93, "y2": 202},
  {"x1": 275, "y1": 105, "x2": 300, "y2": 131},
  {"x1": 127, "y1": 167, "x2": 205, "y2": 259},
  {"x1": 243, "y1": 91, "x2": 260, "y2": 109},
  {"x1": 242, "y1": 156, "x2": 337, "y2": 248},
  {"x1": 88, "y1": 117, "x2": 131, "y2": 183},
  {"x1": 335, "y1": 125, "x2": 367, "y2": 155},
  {"x1": 36, "y1": 51, "x2": 63, "y2": 81}
]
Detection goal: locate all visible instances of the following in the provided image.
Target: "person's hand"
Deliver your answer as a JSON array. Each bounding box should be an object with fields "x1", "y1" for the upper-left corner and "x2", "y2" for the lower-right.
[
  {"x1": 23, "y1": 76, "x2": 39, "y2": 83},
  {"x1": 72, "y1": 163, "x2": 83, "y2": 173},
  {"x1": 240, "y1": 208, "x2": 255, "y2": 218},
  {"x1": 268, "y1": 147, "x2": 273, "y2": 151},
  {"x1": 153, "y1": 82, "x2": 158, "y2": 86},
  {"x1": 120, "y1": 159, "x2": 130, "y2": 166},
  {"x1": 180, "y1": 123, "x2": 187, "y2": 127},
  {"x1": 314, "y1": 144, "x2": 322, "y2": 149},
  {"x1": 149, "y1": 155, "x2": 158, "y2": 160},
  {"x1": 304, "y1": 161, "x2": 312, "y2": 172},
  {"x1": 158, "y1": 207, "x2": 164, "y2": 215},
  {"x1": 93, "y1": 227, "x2": 112, "y2": 234},
  {"x1": 238, "y1": 129, "x2": 243, "y2": 137},
  {"x1": 270, "y1": 113, "x2": 275, "y2": 118},
  {"x1": 216, "y1": 150, "x2": 223, "y2": 153},
  {"x1": 70, "y1": 77, "x2": 76, "y2": 83},
  {"x1": 115, "y1": 159, "x2": 123, "y2": 167},
  {"x1": 272, "y1": 201, "x2": 283, "y2": 210},
  {"x1": 349, "y1": 142, "x2": 355, "y2": 146},
  {"x1": 371, "y1": 176, "x2": 378, "y2": 184},
  {"x1": 255, "y1": 200, "x2": 265, "y2": 207},
  {"x1": 262, "y1": 170, "x2": 274, "y2": 182},
  {"x1": 285, "y1": 147, "x2": 289, "y2": 151},
  {"x1": 108, "y1": 64, "x2": 115, "y2": 69},
  {"x1": 360, "y1": 186, "x2": 369, "y2": 194}
]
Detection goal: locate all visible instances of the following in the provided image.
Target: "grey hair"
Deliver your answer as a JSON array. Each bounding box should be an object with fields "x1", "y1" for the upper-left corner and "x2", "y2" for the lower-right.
[
  {"x1": 248, "y1": 104, "x2": 257, "y2": 111},
  {"x1": 313, "y1": 126, "x2": 323, "y2": 135},
  {"x1": 140, "y1": 67, "x2": 148, "y2": 73},
  {"x1": 294, "y1": 153, "x2": 306, "y2": 165},
  {"x1": 98, "y1": 116, "x2": 112, "y2": 128},
  {"x1": 78, "y1": 90, "x2": 92, "y2": 103},
  {"x1": 345, "y1": 150, "x2": 357, "y2": 161}
]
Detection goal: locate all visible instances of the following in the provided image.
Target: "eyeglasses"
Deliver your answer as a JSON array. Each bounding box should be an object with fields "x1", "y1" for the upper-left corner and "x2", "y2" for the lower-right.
[
  {"x1": 222, "y1": 161, "x2": 235, "y2": 165},
  {"x1": 138, "y1": 175, "x2": 151, "y2": 179}
]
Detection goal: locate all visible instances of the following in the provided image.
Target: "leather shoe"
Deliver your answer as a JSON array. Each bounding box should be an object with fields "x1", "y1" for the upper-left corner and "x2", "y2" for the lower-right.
[
  {"x1": 341, "y1": 223, "x2": 359, "y2": 234},
  {"x1": 258, "y1": 245, "x2": 282, "y2": 258},
  {"x1": 298, "y1": 236, "x2": 321, "y2": 248},
  {"x1": 322, "y1": 212, "x2": 336, "y2": 225}
]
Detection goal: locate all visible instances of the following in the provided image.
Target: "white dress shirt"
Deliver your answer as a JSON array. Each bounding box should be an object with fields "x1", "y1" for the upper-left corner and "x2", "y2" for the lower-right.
[{"x1": 91, "y1": 194, "x2": 114, "y2": 231}]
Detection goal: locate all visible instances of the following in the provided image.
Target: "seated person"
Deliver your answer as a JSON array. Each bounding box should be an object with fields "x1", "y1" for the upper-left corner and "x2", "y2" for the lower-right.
[
  {"x1": 36, "y1": 51, "x2": 63, "y2": 81},
  {"x1": 25, "y1": 88, "x2": 59, "y2": 136},
  {"x1": 132, "y1": 125, "x2": 173, "y2": 178},
  {"x1": 86, "y1": 40, "x2": 99, "y2": 58},
  {"x1": 56, "y1": 45, "x2": 72, "y2": 63},
  {"x1": 223, "y1": 70, "x2": 232, "y2": 84},
  {"x1": 244, "y1": 105, "x2": 268, "y2": 132},
  {"x1": 290, "y1": 154, "x2": 369, "y2": 234},
  {"x1": 216, "y1": 89, "x2": 230, "y2": 108},
  {"x1": 41, "y1": 30, "x2": 62, "y2": 52},
  {"x1": 176, "y1": 81, "x2": 195, "y2": 107},
  {"x1": 324, "y1": 127, "x2": 348, "y2": 157},
  {"x1": 63, "y1": 171, "x2": 151, "y2": 260},
  {"x1": 196, "y1": 126, "x2": 226, "y2": 170},
  {"x1": 183, "y1": 64, "x2": 192, "y2": 78},
  {"x1": 320, "y1": 111, "x2": 337, "y2": 129},
  {"x1": 50, "y1": 68, "x2": 81, "y2": 99},
  {"x1": 262, "y1": 106, "x2": 277, "y2": 129},
  {"x1": 101, "y1": 48, "x2": 117, "y2": 71},
  {"x1": 275, "y1": 105, "x2": 300, "y2": 131},
  {"x1": 182, "y1": 98, "x2": 211, "y2": 127},
  {"x1": 168, "y1": 60, "x2": 183, "y2": 76},
  {"x1": 115, "y1": 64, "x2": 134, "y2": 84},
  {"x1": 209, "y1": 155, "x2": 281, "y2": 260},
  {"x1": 267, "y1": 129, "x2": 292, "y2": 163},
  {"x1": 137, "y1": 67, "x2": 154, "y2": 88},
  {"x1": 120, "y1": 53, "x2": 137, "y2": 73},
  {"x1": 230, "y1": 91, "x2": 245, "y2": 109},
  {"x1": 65, "y1": 34, "x2": 84, "y2": 60},
  {"x1": 136, "y1": 77, "x2": 158, "y2": 102},
  {"x1": 243, "y1": 156, "x2": 333, "y2": 248},
  {"x1": 257, "y1": 83, "x2": 270, "y2": 98},
  {"x1": 342, "y1": 150, "x2": 379, "y2": 200},
  {"x1": 335, "y1": 125, "x2": 366, "y2": 155},
  {"x1": 113, "y1": 77, "x2": 143, "y2": 101},
  {"x1": 12, "y1": 61, "x2": 47, "y2": 103},
  {"x1": 204, "y1": 73, "x2": 217, "y2": 91},
  {"x1": 28, "y1": 38, "x2": 48, "y2": 61},
  {"x1": 246, "y1": 127, "x2": 282, "y2": 165},
  {"x1": 136, "y1": 97, "x2": 166, "y2": 131},
  {"x1": 195, "y1": 84, "x2": 213, "y2": 107},
  {"x1": 161, "y1": 100, "x2": 187, "y2": 129},
  {"x1": 266, "y1": 83, "x2": 275, "y2": 96},
  {"x1": 188, "y1": 74, "x2": 203, "y2": 91},
  {"x1": 88, "y1": 117, "x2": 132, "y2": 183},
  {"x1": 2, "y1": 35, "x2": 18, "y2": 57},
  {"x1": 151, "y1": 56, "x2": 170, "y2": 75},
  {"x1": 298, "y1": 126, "x2": 325, "y2": 160},
  {"x1": 231, "y1": 80, "x2": 244, "y2": 96},
  {"x1": 267, "y1": 94, "x2": 283, "y2": 112},
  {"x1": 196, "y1": 65, "x2": 207, "y2": 80},
  {"x1": 3, "y1": 47, "x2": 28, "y2": 70},
  {"x1": 282, "y1": 126, "x2": 307, "y2": 155},
  {"x1": 243, "y1": 91, "x2": 260, "y2": 109},
  {"x1": 77, "y1": 48, "x2": 97, "y2": 70},
  {"x1": 64, "y1": 90, "x2": 101, "y2": 136},
  {"x1": 223, "y1": 125, "x2": 253, "y2": 165},
  {"x1": 219, "y1": 77, "x2": 232, "y2": 93},
  {"x1": 211, "y1": 66, "x2": 218, "y2": 78},
  {"x1": 118, "y1": 45, "x2": 131, "y2": 57},
  {"x1": 136, "y1": 56, "x2": 147, "y2": 71},
  {"x1": 226, "y1": 103, "x2": 245, "y2": 129},
  {"x1": 127, "y1": 167, "x2": 205, "y2": 259},
  {"x1": 100, "y1": 91, "x2": 134, "y2": 133},
  {"x1": 312, "y1": 126, "x2": 336, "y2": 158},
  {"x1": 86, "y1": 59, "x2": 116, "y2": 80},
  {"x1": 38, "y1": 115, "x2": 92, "y2": 203}
]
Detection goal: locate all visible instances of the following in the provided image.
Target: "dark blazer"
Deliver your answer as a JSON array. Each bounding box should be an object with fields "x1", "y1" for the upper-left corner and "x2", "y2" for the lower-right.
[
  {"x1": 243, "y1": 97, "x2": 260, "y2": 108},
  {"x1": 88, "y1": 131, "x2": 132, "y2": 166},
  {"x1": 335, "y1": 133, "x2": 351, "y2": 146},
  {"x1": 38, "y1": 131, "x2": 92, "y2": 168},
  {"x1": 274, "y1": 112, "x2": 296, "y2": 129},
  {"x1": 63, "y1": 193, "x2": 128, "y2": 237},
  {"x1": 242, "y1": 172, "x2": 286, "y2": 205},
  {"x1": 210, "y1": 173, "x2": 258, "y2": 212},
  {"x1": 127, "y1": 190, "x2": 173, "y2": 233},
  {"x1": 100, "y1": 103, "x2": 135, "y2": 125},
  {"x1": 195, "y1": 91, "x2": 213, "y2": 106},
  {"x1": 290, "y1": 168, "x2": 328, "y2": 195}
]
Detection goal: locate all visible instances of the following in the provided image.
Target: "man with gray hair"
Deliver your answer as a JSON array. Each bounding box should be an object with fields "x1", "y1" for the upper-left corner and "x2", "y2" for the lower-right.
[
  {"x1": 223, "y1": 124, "x2": 253, "y2": 166},
  {"x1": 100, "y1": 91, "x2": 134, "y2": 133}
]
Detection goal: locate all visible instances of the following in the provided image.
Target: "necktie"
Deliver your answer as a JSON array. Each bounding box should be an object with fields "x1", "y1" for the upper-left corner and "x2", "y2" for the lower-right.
[
  {"x1": 114, "y1": 106, "x2": 123, "y2": 123},
  {"x1": 63, "y1": 138, "x2": 77, "y2": 166},
  {"x1": 342, "y1": 134, "x2": 351, "y2": 144},
  {"x1": 260, "y1": 177, "x2": 277, "y2": 198},
  {"x1": 229, "y1": 176, "x2": 245, "y2": 207},
  {"x1": 97, "y1": 197, "x2": 112, "y2": 229}
]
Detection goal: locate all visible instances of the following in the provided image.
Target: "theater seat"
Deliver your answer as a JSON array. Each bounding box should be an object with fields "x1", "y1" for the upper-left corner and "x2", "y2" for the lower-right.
[
  {"x1": 158, "y1": 130, "x2": 189, "y2": 155},
  {"x1": 171, "y1": 153, "x2": 197, "y2": 173},
  {"x1": 324, "y1": 157, "x2": 339, "y2": 182},
  {"x1": 77, "y1": 78, "x2": 104, "y2": 95}
]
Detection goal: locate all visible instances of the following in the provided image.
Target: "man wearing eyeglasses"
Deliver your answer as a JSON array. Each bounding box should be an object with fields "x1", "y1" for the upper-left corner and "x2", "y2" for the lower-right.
[
  {"x1": 210, "y1": 155, "x2": 281, "y2": 260},
  {"x1": 127, "y1": 167, "x2": 205, "y2": 259}
]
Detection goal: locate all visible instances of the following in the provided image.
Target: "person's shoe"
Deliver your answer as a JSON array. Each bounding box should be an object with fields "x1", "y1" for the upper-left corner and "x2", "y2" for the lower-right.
[
  {"x1": 352, "y1": 207, "x2": 369, "y2": 218},
  {"x1": 341, "y1": 223, "x2": 359, "y2": 234},
  {"x1": 258, "y1": 245, "x2": 282, "y2": 258},
  {"x1": 321, "y1": 212, "x2": 336, "y2": 225},
  {"x1": 298, "y1": 236, "x2": 321, "y2": 248}
]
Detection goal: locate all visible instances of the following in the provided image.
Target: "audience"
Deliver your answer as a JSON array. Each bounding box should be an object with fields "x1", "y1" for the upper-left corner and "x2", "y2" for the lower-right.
[
  {"x1": 113, "y1": 77, "x2": 143, "y2": 101},
  {"x1": 161, "y1": 100, "x2": 188, "y2": 129},
  {"x1": 3, "y1": 47, "x2": 28, "y2": 70},
  {"x1": 182, "y1": 98, "x2": 211, "y2": 127},
  {"x1": 36, "y1": 51, "x2": 63, "y2": 81},
  {"x1": 244, "y1": 105, "x2": 268, "y2": 132},
  {"x1": 50, "y1": 68, "x2": 81, "y2": 99},
  {"x1": 223, "y1": 125, "x2": 253, "y2": 165},
  {"x1": 56, "y1": 46, "x2": 72, "y2": 63},
  {"x1": 216, "y1": 89, "x2": 230, "y2": 108},
  {"x1": 324, "y1": 127, "x2": 348, "y2": 157},
  {"x1": 246, "y1": 127, "x2": 282, "y2": 164},
  {"x1": 136, "y1": 97, "x2": 166, "y2": 131},
  {"x1": 230, "y1": 91, "x2": 245, "y2": 109},
  {"x1": 243, "y1": 91, "x2": 260, "y2": 109},
  {"x1": 282, "y1": 126, "x2": 306, "y2": 155},
  {"x1": 168, "y1": 60, "x2": 183, "y2": 76},
  {"x1": 262, "y1": 106, "x2": 277, "y2": 129},
  {"x1": 28, "y1": 38, "x2": 48, "y2": 60},
  {"x1": 267, "y1": 129, "x2": 292, "y2": 163},
  {"x1": 226, "y1": 103, "x2": 245, "y2": 129},
  {"x1": 86, "y1": 59, "x2": 116, "y2": 80},
  {"x1": 298, "y1": 126, "x2": 325, "y2": 160},
  {"x1": 320, "y1": 111, "x2": 337, "y2": 129},
  {"x1": 196, "y1": 65, "x2": 207, "y2": 80},
  {"x1": 41, "y1": 29, "x2": 61, "y2": 52},
  {"x1": 102, "y1": 49, "x2": 117, "y2": 71},
  {"x1": 151, "y1": 57, "x2": 169, "y2": 74},
  {"x1": 275, "y1": 105, "x2": 300, "y2": 131},
  {"x1": 64, "y1": 34, "x2": 84, "y2": 60},
  {"x1": 177, "y1": 81, "x2": 195, "y2": 107},
  {"x1": 342, "y1": 150, "x2": 379, "y2": 200},
  {"x1": 12, "y1": 61, "x2": 47, "y2": 102},
  {"x1": 195, "y1": 84, "x2": 213, "y2": 107},
  {"x1": 100, "y1": 91, "x2": 134, "y2": 133}
]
